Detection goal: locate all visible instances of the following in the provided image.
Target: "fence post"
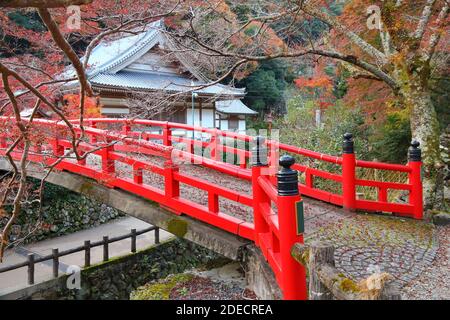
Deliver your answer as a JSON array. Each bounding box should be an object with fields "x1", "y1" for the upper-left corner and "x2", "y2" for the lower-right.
[
  {"x1": 27, "y1": 253, "x2": 35, "y2": 285},
  {"x1": 103, "y1": 236, "x2": 109, "y2": 262},
  {"x1": 52, "y1": 248, "x2": 59, "y2": 278},
  {"x1": 163, "y1": 122, "x2": 172, "y2": 146},
  {"x1": 276, "y1": 155, "x2": 307, "y2": 300},
  {"x1": 342, "y1": 133, "x2": 356, "y2": 211},
  {"x1": 155, "y1": 227, "x2": 160, "y2": 244},
  {"x1": 251, "y1": 136, "x2": 269, "y2": 246},
  {"x1": 133, "y1": 164, "x2": 143, "y2": 184},
  {"x1": 84, "y1": 240, "x2": 91, "y2": 267},
  {"x1": 408, "y1": 140, "x2": 423, "y2": 219},
  {"x1": 131, "y1": 229, "x2": 137, "y2": 253},
  {"x1": 164, "y1": 159, "x2": 180, "y2": 201}
]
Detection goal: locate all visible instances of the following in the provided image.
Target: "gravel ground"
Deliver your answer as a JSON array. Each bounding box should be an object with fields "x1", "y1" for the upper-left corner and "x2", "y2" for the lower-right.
[{"x1": 170, "y1": 276, "x2": 257, "y2": 300}]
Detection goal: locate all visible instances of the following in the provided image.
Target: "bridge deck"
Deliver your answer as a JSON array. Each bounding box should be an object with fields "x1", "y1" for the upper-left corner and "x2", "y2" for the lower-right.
[{"x1": 67, "y1": 150, "x2": 352, "y2": 236}]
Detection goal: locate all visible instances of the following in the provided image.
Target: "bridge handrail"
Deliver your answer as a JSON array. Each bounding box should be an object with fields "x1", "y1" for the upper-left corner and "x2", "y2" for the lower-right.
[
  {"x1": 68, "y1": 118, "x2": 412, "y2": 171},
  {"x1": 0, "y1": 117, "x2": 422, "y2": 219}
]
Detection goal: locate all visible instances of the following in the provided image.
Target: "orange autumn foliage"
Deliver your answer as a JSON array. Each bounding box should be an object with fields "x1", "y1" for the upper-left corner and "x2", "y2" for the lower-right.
[
  {"x1": 294, "y1": 76, "x2": 333, "y2": 90},
  {"x1": 62, "y1": 94, "x2": 102, "y2": 119}
]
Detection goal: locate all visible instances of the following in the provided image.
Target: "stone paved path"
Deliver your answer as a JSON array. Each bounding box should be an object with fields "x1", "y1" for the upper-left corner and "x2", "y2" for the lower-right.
[
  {"x1": 303, "y1": 198, "x2": 446, "y2": 298},
  {"x1": 401, "y1": 225, "x2": 449, "y2": 300}
]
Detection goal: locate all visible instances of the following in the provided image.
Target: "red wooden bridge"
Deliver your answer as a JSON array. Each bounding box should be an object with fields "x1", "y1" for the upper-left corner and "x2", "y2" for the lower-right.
[{"x1": 0, "y1": 117, "x2": 423, "y2": 300}]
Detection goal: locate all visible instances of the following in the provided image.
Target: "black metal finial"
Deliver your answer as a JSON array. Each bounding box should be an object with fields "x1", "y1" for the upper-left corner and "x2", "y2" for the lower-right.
[
  {"x1": 343, "y1": 133, "x2": 354, "y2": 154},
  {"x1": 408, "y1": 140, "x2": 421, "y2": 162},
  {"x1": 277, "y1": 155, "x2": 299, "y2": 196},
  {"x1": 251, "y1": 136, "x2": 268, "y2": 166}
]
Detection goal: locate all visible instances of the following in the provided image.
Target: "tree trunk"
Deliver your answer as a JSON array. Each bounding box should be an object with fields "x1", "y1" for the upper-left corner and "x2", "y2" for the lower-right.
[{"x1": 403, "y1": 86, "x2": 444, "y2": 211}]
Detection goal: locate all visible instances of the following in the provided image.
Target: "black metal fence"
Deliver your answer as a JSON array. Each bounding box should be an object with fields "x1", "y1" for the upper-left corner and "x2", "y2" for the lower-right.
[{"x1": 0, "y1": 226, "x2": 160, "y2": 285}]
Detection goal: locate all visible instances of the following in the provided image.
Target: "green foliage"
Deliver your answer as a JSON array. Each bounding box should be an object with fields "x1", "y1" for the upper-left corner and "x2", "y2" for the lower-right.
[
  {"x1": 274, "y1": 99, "x2": 369, "y2": 194},
  {"x1": 276, "y1": 99, "x2": 370, "y2": 158},
  {"x1": 269, "y1": 1, "x2": 344, "y2": 45},
  {"x1": 277, "y1": 95, "x2": 414, "y2": 164},
  {"x1": 246, "y1": 116, "x2": 270, "y2": 132},
  {"x1": 130, "y1": 274, "x2": 193, "y2": 300},
  {"x1": 7, "y1": 11, "x2": 45, "y2": 32},
  {"x1": 370, "y1": 112, "x2": 411, "y2": 164},
  {"x1": 239, "y1": 60, "x2": 294, "y2": 115}
]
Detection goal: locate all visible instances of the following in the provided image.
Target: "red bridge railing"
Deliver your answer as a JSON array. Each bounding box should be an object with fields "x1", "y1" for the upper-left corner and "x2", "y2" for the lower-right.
[
  {"x1": 0, "y1": 117, "x2": 423, "y2": 300},
  {"x1": 70, "y1": 118, "x2": 422, "y2": 219}
]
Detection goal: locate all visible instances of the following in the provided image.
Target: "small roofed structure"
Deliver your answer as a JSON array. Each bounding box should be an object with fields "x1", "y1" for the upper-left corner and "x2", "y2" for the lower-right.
[
  {"x1": 216, "y1": 100, "x2": 258, "y2": 132},
  {"x1": 60, "y1": 19, "x2": 257, "y2": 134}
]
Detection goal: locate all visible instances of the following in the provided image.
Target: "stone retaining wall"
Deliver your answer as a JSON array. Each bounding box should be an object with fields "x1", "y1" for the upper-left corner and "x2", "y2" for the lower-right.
[{"x1": 0, "y1": 179, "x2": 124, "y2": 244}]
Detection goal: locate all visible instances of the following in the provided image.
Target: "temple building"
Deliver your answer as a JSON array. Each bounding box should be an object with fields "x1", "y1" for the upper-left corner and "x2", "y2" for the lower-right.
[{"x1": 61, "y1": 20, "x2": 257, "y2": 133}]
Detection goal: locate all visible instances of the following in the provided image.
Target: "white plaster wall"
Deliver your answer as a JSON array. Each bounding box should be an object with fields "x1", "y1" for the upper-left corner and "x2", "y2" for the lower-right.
[
  {"x1": 186, "y1": 109, "x2": 201, "y2": 126},
  {"x1": 220, "y1": 120, "x2": 229, "y2": 131},
  {"x1": 238, "y1": 120, "x2": 246, "y2": 132},
  {"x1": 102, "y1": 107, "x2": 130, "y2": 115},
  {"x1": 202, "y1": 109, "x2": 214, "y2": 128}
]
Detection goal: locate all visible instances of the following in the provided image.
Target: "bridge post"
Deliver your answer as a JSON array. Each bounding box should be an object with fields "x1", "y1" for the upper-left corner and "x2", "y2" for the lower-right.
[
  {"x1": 342, "y1": 133, "x2": 356, "y2": 211},
  {"x1": 50, "y1": 138, "x2": 64, "y2": 158},
  {"x1": 408, "y1": 141, "x2": 423, "y2": 219},
  {"x1": 121, "y1": 123, "x2": 131, "y2": 136},
  {"x1": 164, "y1": 159, "x2": 180, "y2": 201},
  {"x1": 210, "y1": 129, "x2": 220, "y2": 161},
  {"x1": 163, "y1": 122, "x2": 172, "y2": 146},
  {"x1": 251, "y1": 136, "x2": 269, "y2": 246},
  {"x1": 276, "y1": 155, "x2": 307, "y2": 300},
  {"x1": 101, "y1": 139, "x2": 115, "y2": 174},
  {"x1": 89, "y1": 120, "x2": 97, "y2": 144},
  {"x1": 0, "y1": 135, "x2": 5, "y2": 149}
]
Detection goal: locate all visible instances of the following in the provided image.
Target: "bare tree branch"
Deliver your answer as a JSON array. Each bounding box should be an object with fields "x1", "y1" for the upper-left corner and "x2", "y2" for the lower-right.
[
  {"x1": 414, "y1": 0, "x2": 438, "y2": 41},
  {"x1": 424, "y1": 0, "x2": 449, "y2": 60}
]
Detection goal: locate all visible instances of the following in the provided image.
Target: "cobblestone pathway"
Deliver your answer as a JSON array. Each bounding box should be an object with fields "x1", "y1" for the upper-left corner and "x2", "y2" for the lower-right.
[
  {"x1": 303, "y1": 198, "x2": 446, "y2": 298},
  {"x1": 401, "y1": 225, "x2": 449, "y2": 300}
]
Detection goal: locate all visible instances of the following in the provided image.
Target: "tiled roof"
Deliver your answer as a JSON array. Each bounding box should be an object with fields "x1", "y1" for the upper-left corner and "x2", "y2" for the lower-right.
[
  {"x1": 90, "y1": 71, "x2": 245, "y2": 96},
  {"x1": 62, "y1": 19, "x2": 245, "y2": 98},
  {"x1": 216, "y1": 100, "x2": 258, "y2": 115}
]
